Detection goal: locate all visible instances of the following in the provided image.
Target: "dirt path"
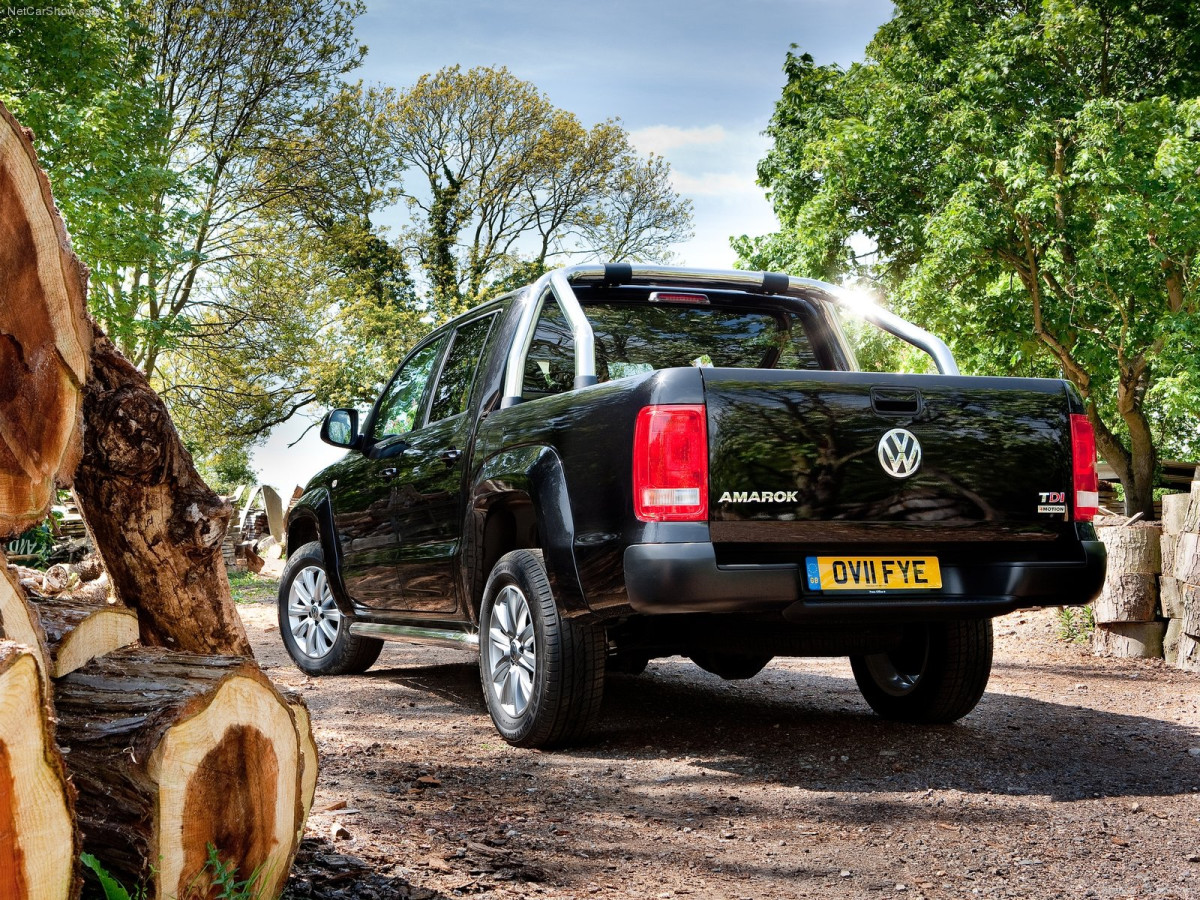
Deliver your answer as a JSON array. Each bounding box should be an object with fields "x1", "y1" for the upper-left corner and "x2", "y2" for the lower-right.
[{"x1": 238, "y1": 585, "x2": 1200, "y2": 900}]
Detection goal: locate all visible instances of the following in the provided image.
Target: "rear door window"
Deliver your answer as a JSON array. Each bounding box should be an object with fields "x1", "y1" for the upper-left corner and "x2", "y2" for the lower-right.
[{"x1": 428, "y1": 313, "x2": 497, "y2": 423}]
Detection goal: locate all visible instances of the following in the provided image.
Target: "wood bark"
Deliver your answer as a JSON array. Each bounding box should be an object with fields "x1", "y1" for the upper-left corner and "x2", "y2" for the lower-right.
[
  {"x1": 279, "y1": 687, "x2": 318, "y2": 839},
  {"x1": 1092, "y1": 621, "x2": 1166, "y2": 659},
  {"x1": 1174, "y1": 532, "x2": 1200, "y2": 585},
  {"x1": 73, "y1": 330, "x2": 252, "y2": 657},
  {"x1": 1181, "y1": 582, "x2": 1200, "y2": 640},
  {"x1": 1178, "y1": 632, "x2": 1200, "y2": 673},
  {"x1": 55, "y1": 648, "x2": 303, "y2": 900},
  {"x1": 1164, "y1": 618, "x2": 1182, "y2": 666},
  {"x1": 1184, "y1": 481, "x2": 1200, "y2": 534},
  {"x1": 0, "y1": 641, "x2": 79, "y2": 899},
  {"x1": 1094, "y1": 524, "x2": 1162, "y2": 575},
  {"x1": 1161, "y1": 533, "x2": 1179, "y2": 582},
  {"x1": 1161, "y1": 492, "x2": 1190, "y2": 535},
  {"x1": 28, "y1": 588, "x2": 138, "y2": 678},
  {"x1": 1160, "y1": 577, "x2": 1184, "y2": 619},
  {"x1": 1091, "y1": 573, "x2": 1158, "y2": 624},
  {"x1": 0, "y1": 561, "x2": 50, "y2": 689},
  {"x1": 0, "y1": 102, "x2": 91, "y2": 538}
]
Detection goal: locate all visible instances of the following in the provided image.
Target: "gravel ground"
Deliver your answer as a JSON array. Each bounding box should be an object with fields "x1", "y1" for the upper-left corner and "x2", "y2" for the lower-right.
[{"x1": 237, "y1": 581, "x2": 1200, "y2": 900}]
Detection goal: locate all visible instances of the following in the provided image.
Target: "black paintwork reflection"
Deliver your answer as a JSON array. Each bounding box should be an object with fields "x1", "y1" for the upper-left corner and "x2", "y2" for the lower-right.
[
  {"x1": 705, "y1": 370, "x2": 1072, "y2": 540},
  {"x1": 326, "y1": 445, "x2": 404, "y2": 604}
]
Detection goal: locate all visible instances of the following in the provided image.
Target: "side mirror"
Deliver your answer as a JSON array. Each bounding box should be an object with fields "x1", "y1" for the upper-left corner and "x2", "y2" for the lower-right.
[{"x1": 320, "y1": 408, "x2": 361, "y2": 450}]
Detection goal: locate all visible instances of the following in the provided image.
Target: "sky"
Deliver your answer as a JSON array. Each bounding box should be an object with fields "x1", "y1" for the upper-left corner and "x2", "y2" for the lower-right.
[{"x1": 251, "y1": 0, "x2": 896, "y2": 492}]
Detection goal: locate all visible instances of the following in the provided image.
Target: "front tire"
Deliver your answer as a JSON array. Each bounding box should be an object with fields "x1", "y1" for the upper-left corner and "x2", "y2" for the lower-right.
[
  {"x1": 850, "y1": 619, "x2": 993, "y2": 723},
  {"x1": 278, "y1": 541, "x2": 383, "y2": 675},
  {"x1": 479, "y1": 549, "x2": 605, "y2": 748}
]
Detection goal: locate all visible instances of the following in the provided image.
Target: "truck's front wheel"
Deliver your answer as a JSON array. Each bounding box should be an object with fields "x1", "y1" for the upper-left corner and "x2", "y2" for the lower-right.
[
  {"x1": 850, "y1": 619, "x2": 993, "y2": 724},
  {"x1": 479, "y1": 550, "x2": 605, "y2": 748}
]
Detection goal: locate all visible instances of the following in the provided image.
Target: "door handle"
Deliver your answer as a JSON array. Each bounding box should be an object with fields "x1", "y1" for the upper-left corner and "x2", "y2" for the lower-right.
[
  {"x1": 438, "y1": 448, "x2": 461, "y2": 466},
  {"x1": 380, "y1": 467, "x2": 398, "y2": 480}
]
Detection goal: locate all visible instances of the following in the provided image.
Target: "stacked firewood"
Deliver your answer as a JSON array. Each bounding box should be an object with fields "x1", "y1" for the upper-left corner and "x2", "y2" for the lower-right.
[
  {"x1": 0, "y1": 103, "x2": 316, "y2": 899},
  {"x1": 1091, "y1": 518, "x2": 1165, "y2": 658},
  {"x1": 1160, "y1": 475, "x2": 1200, "y2": 672}
]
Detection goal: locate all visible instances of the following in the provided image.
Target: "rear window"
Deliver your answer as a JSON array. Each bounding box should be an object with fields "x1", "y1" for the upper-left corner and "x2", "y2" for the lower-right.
[{"x1": 524, "y1": 301, "x2": 822, "y2": 396}]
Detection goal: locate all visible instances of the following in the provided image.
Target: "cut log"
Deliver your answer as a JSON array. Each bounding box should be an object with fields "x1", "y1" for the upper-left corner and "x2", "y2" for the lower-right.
[
  {"x1": 1091, "y1": 621, "x2": 1166, "y2": 659},
  {"x1": 1174, "y1": 532, "x2": 1200, "y2": 584},
  {"x1": 0, "y1": 562, "x2": 50, "y2": 689},
  {"x1": 1162, "y1": 492, "x2": 1190, "y2": 535},
  {"x1": 0, "y1": 641, "x2": 79, "y2": 899},
  {"x1": 1164, "y1": 618, "x2": 1182, "y2": 666},
  {"x1": 1184, "y1": 481, "x2": 1200, "y2": 534},
  {"x1": 1161, "y1": 577, "x2": 1184, "y2": 619},
  {"x1": 41, "y1": 556, "x2": 104, "y2": 593},
  {"x1": 0, "y1": 102, "x2": 92, "y2": 539},
  {"x1": 1091, "y1": 573, "x2": 1158, "y2": 624},
  {"x1": 1094, "y1": 524, "x2": 1162, "y2": 575},
  {"x1": 28, "y1": 589, "x2": 138, "y2": 678},
  {"x1": 1178, "y1": 632, "x2": 1200, "y2": 673},
  {"x1": 279, "y1": 687, "x2": 318, "y2": 837},
  {"x1": 73, "y1": 330, "x2": 252, "y2": 657},
  {"x1": 1182, "y1": 583, "x2": 1200, "y2": 639},
  {"x1": 1161, "y1": 533, "x2": 1179, "y2": 580},
  {"x1": 55, "y1": 648, "x2": 302, "y2": 899}
]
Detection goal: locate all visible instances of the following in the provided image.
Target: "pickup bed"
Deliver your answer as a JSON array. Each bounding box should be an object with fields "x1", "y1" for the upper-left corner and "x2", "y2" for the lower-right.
[{"x1": 281, "y1": 264, "x2": 1106, "y2": 747}]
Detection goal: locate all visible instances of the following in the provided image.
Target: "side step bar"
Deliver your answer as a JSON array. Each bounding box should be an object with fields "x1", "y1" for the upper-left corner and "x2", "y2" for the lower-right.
[{"x1": 348, "y1": 622, "x2": 480, "y2": 651}]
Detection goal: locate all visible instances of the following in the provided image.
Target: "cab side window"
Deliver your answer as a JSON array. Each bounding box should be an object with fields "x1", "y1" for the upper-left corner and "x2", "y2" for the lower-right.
[
  {"x1": 372, "y1": 338, "x2": 446, "y2": 440},
  {"x1": 428, "y1": 314, "x2": 497, "y2": 424},
  {"x1": 523, "y1": 299, "x2": 575, "y2": 397}
]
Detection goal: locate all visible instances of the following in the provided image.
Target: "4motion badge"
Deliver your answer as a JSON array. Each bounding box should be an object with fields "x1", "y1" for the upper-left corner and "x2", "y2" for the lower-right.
[{"x1": 877, "y1": 428, "x2": 921, "y2": 479}]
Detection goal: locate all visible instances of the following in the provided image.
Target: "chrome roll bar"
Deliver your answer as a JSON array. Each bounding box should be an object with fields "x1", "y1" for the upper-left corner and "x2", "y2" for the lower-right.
[{"x1": 499, "y1": 264, "x2": 959, "y2": 406}]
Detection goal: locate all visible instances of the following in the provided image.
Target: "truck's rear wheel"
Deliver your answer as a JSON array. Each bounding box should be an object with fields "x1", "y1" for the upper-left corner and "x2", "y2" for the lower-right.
[
  {"x1": 850, "y1": 619, "x2": 992, "y2": 723},
  {"x1": 479, "y1": 550, "x2": 605, "y2": 748}
]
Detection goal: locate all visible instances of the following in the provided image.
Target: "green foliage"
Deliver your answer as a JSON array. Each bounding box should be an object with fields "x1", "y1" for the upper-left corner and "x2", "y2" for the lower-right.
[
  {"x1": 80, "y1": 853, "x2": 142, "y2": 900},
  {"x1": 81, "y1": 844, "x2": 268, "y2": 900},
  {"x1": 1056, "y1": 605, "x2": 1095, "y2": 645},
  {"x1": 745, "y1": 0, "x2": 1200, "y2": 515}
]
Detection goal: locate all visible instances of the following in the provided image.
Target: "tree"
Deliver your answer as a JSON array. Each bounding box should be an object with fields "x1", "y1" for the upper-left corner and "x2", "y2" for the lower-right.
[
  {"x1": 388, "y1": 66, "x2": 693, "y2": 317},
  {"x1": 741, "y1": 0, "x2": 1200, "y2": 516}
]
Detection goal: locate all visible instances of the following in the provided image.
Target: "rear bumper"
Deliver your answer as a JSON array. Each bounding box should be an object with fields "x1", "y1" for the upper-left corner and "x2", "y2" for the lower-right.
[{"x1": 623, "y1": 540, "x2": 1106, "y2": 621}]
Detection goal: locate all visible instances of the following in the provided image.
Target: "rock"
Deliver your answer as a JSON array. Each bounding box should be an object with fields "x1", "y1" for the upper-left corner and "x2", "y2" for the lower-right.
[{"x1": 1092, "y1": 621, "x2": 1166, "y2": 658}]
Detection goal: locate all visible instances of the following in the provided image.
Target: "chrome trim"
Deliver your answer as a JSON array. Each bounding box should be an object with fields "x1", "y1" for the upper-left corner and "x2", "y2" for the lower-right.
[
  {"x1": 500, "y1": 265, "x2": 959, "y2": 405},
  {"x1": 348, "y1": 622, "x2": 480, "y2": 651}
]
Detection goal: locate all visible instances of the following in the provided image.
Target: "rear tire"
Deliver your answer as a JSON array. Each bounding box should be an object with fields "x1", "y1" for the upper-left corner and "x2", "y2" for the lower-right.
[
  {"x1": 689, "y1": 651, "x2": 773, "y2": 680},
  {"x1": 479, "y1": 549, "x2": 605, "y2": 748},
  {"x1": 278, "y1": 541, "x2": 383, "y2": 676},
  {"x1": 850, "y1": 619, "x2": 993, "y2": 723}
]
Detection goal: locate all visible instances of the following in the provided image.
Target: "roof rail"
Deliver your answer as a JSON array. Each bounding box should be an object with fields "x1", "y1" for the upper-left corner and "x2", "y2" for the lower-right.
[{"x1": 499, "y1": 265, "x2": 959, "y2": 406}]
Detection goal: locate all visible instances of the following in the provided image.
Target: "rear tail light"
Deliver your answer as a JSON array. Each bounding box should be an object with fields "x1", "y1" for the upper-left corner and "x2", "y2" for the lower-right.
[
  {"x1": 1070, "y1": 413, "x2": 1099, "y2": 522},
  {"x1": 633, "y1": 405, "x2": 708, "y2": 522}
]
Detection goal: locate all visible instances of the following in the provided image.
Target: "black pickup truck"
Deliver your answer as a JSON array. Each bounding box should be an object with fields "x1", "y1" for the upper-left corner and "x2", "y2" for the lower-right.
[{"x1": 280, "y1": 264, "x2": 1105, "y2": 747}]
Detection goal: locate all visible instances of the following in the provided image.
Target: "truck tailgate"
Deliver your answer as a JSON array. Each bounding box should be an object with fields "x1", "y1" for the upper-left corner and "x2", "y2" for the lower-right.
[{"x1": 704, "y1": 369, "x2": 1076, "y2": 544}]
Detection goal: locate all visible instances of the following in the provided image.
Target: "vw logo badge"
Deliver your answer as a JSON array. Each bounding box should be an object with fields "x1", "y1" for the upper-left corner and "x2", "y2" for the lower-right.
[{"x1": 878, "y1": 428, "x2": 921, "y2": 478}]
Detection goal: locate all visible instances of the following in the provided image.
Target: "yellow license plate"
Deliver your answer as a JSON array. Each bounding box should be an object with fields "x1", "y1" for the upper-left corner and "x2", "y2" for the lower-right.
[{"x1": 805, "y1": 556, "x2": 941, "y2": 591}]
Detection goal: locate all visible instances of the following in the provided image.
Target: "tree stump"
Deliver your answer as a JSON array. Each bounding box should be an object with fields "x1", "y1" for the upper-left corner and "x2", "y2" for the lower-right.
[
  {"x1": 1161, "y1": 492, "x2": 1190, "y2": 535},
  {"x1": 0, "y1": 104, "x2": 91, "y2": 538},
  {"x1": 1160, "y1": 577, "x2": 1184, "y2": 619},
  {"x1": 280, "y1": 687, "x2": 318, "y2": 838},
  {"x1": 1092, "y1": 574, "x2": 1159, "y2": 624},
  {"x1": 1174, "y1": 532, "x2": 1200, "y2": 585},
  {"x1": 1094, "y1": 523, "x2": 1162, "y2": 574},
  {"x1": 55, "y1": 648, "x2": 303, "y2": 900},
  {"x1": 0, "y1": 641, "x2": 79, "y2": 900},
  {"x1": 1092, "y1": 622, "x2": 1166, "y2": 659},
  {"x1": 73, "y1": 331, "x2": 252, "y2": 657},
  {"x1": 1181, "y1": 583, "x2": 1200, "y2": 640}
]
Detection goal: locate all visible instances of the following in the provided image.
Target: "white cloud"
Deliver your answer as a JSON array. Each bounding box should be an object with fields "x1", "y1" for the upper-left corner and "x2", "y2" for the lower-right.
[
  {"x1": 671, "y1": 170, "x2": 760, "y2": 198},
  {"x1": 628, "y1": 124, "x2": 727, "y2": 155}
]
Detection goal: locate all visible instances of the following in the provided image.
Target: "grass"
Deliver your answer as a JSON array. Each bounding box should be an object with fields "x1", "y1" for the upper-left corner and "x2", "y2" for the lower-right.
[
  {"x1": 82, "y1": 845, "x2": 270, "y2": 900},
  {"x1": 1056, "y1": 605, "x2": 1095, "y2": 644},
  {"x1": 228, "y1": 570, "x2": 281, "y2": 605}
]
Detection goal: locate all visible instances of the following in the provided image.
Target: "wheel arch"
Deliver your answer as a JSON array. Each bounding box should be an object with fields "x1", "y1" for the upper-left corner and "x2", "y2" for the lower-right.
[
  {"x1": 285, "y1": 489, "x2": 355, "y2": 616},
  {"x1": 466, "y1": 445, "x2": 588, "y2": 620}
]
